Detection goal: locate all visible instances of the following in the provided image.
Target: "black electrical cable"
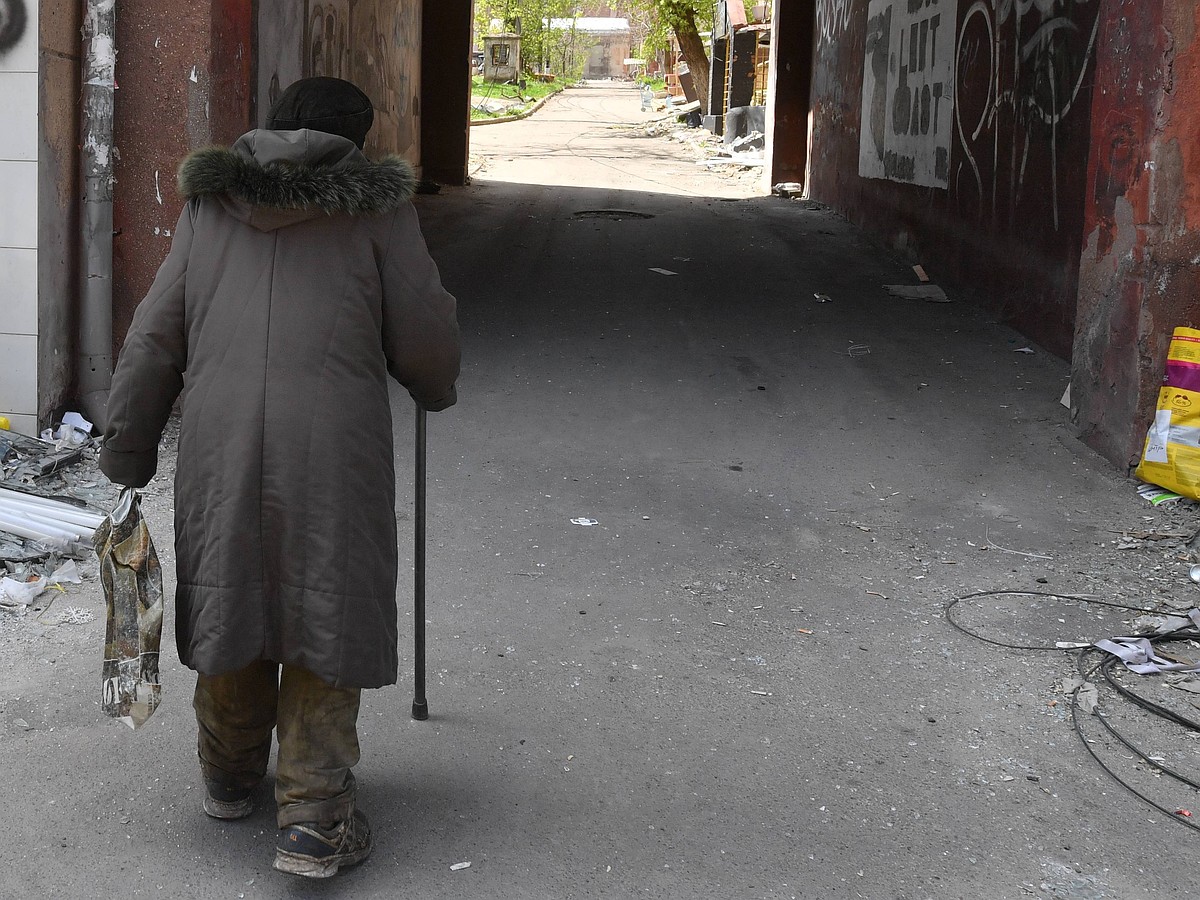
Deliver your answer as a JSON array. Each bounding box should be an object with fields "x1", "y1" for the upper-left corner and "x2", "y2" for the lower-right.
[
  {"x1": 1069, "y1": 686, "x2": 1200, "y2": 833},
  {"x1": 947, "y1": 589, "x2": 1200, "y2": 831},
  {"x1": 1075, "y1": 648, "x2": 1200, "y2": 792},
  {"x1": 1099, "y1": 642, "x2": 1200, "y2": 732},
  {"x1": 944, "y1": 590, "x2": 1161, "y2": 651}
]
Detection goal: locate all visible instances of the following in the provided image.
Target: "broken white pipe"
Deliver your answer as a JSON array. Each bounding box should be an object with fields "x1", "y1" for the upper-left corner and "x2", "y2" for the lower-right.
[
  {"x1": 0, "y1": 510, "x2": 80, "y2": 547},
  {"x1": 0, "y1": 509, "x2": 91, "y2": 543},
  {"x1": 0, "y1": 497, "x2": 102, "y2": 533},
  {"x1": 0, "y1": 490, "x2": 105, "y2": 529},
  {"x1": 0, "y1": 500, "x2": 95, "y2": 537}
]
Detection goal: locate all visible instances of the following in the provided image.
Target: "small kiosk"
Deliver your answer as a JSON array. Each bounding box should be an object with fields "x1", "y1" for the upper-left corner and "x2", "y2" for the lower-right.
[{"x1": 482, "y1": 34, "x2": 521, "y2": 83}]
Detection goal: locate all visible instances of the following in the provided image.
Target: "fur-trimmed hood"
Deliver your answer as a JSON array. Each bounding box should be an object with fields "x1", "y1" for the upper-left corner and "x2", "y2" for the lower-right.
[{"x1": 177, "y1": 129, "x2": 416, "y2": 231}]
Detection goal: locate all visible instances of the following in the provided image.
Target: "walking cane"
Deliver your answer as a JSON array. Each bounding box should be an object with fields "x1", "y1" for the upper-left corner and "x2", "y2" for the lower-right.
[{"x1": 411, "y1": 405, "x2": 429, "y2": 721}]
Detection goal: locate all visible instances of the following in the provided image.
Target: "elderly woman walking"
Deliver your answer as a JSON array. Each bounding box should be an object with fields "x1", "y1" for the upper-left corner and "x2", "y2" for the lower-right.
[{"x1": 100, "y1": 77, "x2": 460, "y2": 878}]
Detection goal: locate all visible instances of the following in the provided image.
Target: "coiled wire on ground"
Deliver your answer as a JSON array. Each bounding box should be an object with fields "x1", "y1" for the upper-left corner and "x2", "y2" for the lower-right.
[{"x1": 945, "y1": 589, "x2": 1200, "y2": 833}]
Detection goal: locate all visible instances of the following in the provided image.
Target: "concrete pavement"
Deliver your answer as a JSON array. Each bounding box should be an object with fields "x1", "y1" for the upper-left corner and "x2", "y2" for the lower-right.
[{"x1": 2, "y1": 82, "x2": 1197, "y2": 899}]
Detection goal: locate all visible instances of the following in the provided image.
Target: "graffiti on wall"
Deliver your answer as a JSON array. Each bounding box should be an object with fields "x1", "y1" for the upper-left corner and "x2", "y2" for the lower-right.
[
  {"x1": 306, "y1": 2, "x2": 350, "y2": 79},
  {"x1": 859, "y1": 0, "x2": 957, "y2": 189},
  {"x1": 953, "y1": 0, "x2": 1100, "y2": 231},
  {"x1": 260, "y1": 0, "x2": 421, "y2": 159},
  {"x1": 0, "y1": 0, "x2": 28, "y2": 54},
  {"x1": 817, "y1": 0, "x2": 856, "y2": 44}
]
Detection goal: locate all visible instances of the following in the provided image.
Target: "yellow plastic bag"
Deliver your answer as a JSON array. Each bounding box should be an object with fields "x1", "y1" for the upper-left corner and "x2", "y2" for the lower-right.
[
  {"x1": 95, "y1": 488, "x2": 164, "y2": 729},
  {"x1": 1135, "y1": 326, "x2": 1200, "y2": 500}
]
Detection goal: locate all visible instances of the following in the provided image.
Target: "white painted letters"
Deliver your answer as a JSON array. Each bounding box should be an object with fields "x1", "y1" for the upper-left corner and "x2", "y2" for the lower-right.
[{"x1": 859, "y1": 0, "x2": 957, "y2": 189}]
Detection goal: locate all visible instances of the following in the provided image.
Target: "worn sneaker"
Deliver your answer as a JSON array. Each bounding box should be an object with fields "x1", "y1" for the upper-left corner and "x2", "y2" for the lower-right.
[
  {"x1": 202, "y1": 779, "x2": 254, "y2": 820},
  {"x1": 274, "y1": 810, "x2": 372, "y2": 878}
]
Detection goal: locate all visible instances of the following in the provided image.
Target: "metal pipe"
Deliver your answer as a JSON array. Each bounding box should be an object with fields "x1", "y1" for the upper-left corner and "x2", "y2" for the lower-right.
[{"x1": 78, "y1": 0, "x2": 118, "y2": 429}]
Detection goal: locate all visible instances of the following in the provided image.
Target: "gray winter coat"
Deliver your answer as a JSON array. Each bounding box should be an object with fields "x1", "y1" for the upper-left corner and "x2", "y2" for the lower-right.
[{"x1": 99, "y1": 129, "x2": 460, "y2": 688}]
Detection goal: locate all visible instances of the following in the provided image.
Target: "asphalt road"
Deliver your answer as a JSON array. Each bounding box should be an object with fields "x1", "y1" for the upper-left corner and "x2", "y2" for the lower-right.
[{"x1": 2, "y1": 82, "x2": 1197, "y2": 900}]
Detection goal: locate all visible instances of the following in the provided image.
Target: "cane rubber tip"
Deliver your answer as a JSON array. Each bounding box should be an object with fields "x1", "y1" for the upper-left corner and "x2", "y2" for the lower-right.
[{"x1": 411, "y1": 699, "x2": 429, "y2": 721}]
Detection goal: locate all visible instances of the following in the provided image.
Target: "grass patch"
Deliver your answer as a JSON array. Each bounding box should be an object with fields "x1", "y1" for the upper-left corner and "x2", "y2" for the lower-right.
[
  {"x1": 470, "y1": 75, "x2": 565, "y2": 120},
  {"x1": 635, "y1": 75, "x2": 667, "y2": 92}
]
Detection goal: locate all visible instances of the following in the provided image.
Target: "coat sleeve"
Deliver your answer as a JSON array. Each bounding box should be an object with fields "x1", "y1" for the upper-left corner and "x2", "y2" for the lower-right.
[
  {"x1": 99, "y1": 202, "x2": 195, "y2": 487},
  {"x1": 380, "y1": 203, "x2": 461, "y2": 411}
]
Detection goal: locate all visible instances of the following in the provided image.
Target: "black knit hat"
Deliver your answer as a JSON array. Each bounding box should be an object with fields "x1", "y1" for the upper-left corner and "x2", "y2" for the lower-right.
[{"x1": 266, "y1": 77, "x2": 374, "y2": 150}]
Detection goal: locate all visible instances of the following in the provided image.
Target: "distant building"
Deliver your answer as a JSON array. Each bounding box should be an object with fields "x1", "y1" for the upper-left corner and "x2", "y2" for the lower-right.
[{"x1": 548, "y1": 17, "x2": 630, "y2": 79}]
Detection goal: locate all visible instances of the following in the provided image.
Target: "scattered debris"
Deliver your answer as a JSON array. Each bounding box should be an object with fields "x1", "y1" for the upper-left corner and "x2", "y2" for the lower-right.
[
  {"x1": 883, "y1": 284, "x2": 950, "y2": 303},
  {"x1": 1166, "y1": 674, "x2": 1200, "y2": 695},
  {"x1": 570, "y1": 517, "x2": 599, "y2": 527},
  {"x1": 979, "y1": 530, "x2": 1053, "y2": 560},
  {"x1": 1133, "y1": 614, "x2": 1197, "y2": 636},
  {"x1": 1094, "y1": 630, "x2": 1200, "y2": 675},
  {"x1": 1136, "y1": 482, "x2": 1183, "y2": 506},
  {"x1": 698, "y1": 153, "x2": 763, "y2": 168},
  {"x1": 1060, "y1": 382, "x2": 1071, "y2": 408},
  {"x1": 1013, "y1": 347, "x2": 1035, "y2": 354},
  {"x1": 1, "y1": 428, "x2": 88, "y2": 482},
  {"x1": 846, "y1": 343, "x2": 871, "y2": 357},
  {"x1": 1059, "y1": 676, "x2": 1099, "y2": 714},
  {"x1": 813, "y1": 293, "x2": 832, "y2": 303},
  {"x1": 649, "y1": 267, "x2": 678, "y2": 276},
  {"x1": 912, "y1": 264, "x2": 929, "y2": 282},
  {"x1": 450, "y1": 862, "x2": 472, "y2": 872},
  {"x1": 40, "y1": 411, "x2": 94, "y2": 446},
  {"x1": 730, "y1": 131, "x2": 764, "y2": 153},
  {"x1": 0, "y1": 559, "x2": 83, "y2": 612},
  {"x1": 1104, "y1": 529, "x2": 1189, "y2": 541},
  {"x1": 39, "y1": 604, "x2": 95, "y2": 626}
]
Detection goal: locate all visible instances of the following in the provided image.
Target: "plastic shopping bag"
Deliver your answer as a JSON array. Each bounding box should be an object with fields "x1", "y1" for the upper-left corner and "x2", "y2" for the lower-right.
[
  {"x1": 95, "y1": 488, "x2": 164, "y2": 729},
  {"x1": 1135, "y1": 326, "x2": 1200, "y2": 500}
]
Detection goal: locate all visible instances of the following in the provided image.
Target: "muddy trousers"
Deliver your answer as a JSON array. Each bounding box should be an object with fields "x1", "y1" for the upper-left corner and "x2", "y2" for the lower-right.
[{"x1": 193, "y1": 661, "x2": 361, "y2": 828}]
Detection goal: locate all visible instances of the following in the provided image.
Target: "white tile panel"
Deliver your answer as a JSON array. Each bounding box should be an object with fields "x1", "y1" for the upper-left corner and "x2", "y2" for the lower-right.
[
  {"x1": 0, "y1": 332, "x2": 37, "y2": 414},
  {"x1": 0, "y1": 160, "x2": 36, "y2": 248},
  {"x1": 0, "y1": 72, "x2": 37, "y2": 160},
  {"x1": 0, "y1": 1, "x2": 37, "y2": 73},
  {"x1": 0, "y1": 247, "x2": 36, "y2": 334},
  {"x1": 0, "y1": 412, "x2": 38, "y2": 436}
]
